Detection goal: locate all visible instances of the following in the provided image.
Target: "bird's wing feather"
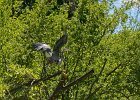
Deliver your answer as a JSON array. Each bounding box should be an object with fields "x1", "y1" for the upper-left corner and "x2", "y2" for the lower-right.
[
  {"x1": 33, "y1": 43, "x2": 51, "y2": 51},
  {"x1": 53, "y1": 33, "x2": 68, "y2": 54},
  {"x1": 32, "y1": 43, "x2": 43, "y2": 50}
]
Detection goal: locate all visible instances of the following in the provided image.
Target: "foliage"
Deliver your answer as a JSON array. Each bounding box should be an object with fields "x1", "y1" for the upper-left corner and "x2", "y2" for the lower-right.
[{"x1": 0, "y1": 0, "x2": 140, "y2": 99}]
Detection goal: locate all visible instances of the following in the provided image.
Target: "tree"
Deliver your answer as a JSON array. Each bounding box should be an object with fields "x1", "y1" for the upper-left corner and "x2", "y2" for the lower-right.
[{"x1": 0, "y1": 0, "x2": 140, "y2": 99}]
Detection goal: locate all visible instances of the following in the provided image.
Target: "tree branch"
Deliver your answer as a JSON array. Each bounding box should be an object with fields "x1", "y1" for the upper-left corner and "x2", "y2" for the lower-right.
[
  {"x1": 87, "y1": 58, "x2": 107, "y2": 99},
  {"x1": 85, "y1": 63, "x2": 123, "y2": 99},
  {"x1": 104, "y1": 64, "x2": 121, "y2": 81},
  {"x1": 49, "y1": 71, "x2": 67, "y2": 100},
  {"x1": 6, "y1": 71, "x2": 62, "y2": 95},
  {"x1": 64, "y1": 69, "x2": 94, "y2": 90},
  {"x1": 49, "y1": 69, "x2": 94, "y2": 100}
]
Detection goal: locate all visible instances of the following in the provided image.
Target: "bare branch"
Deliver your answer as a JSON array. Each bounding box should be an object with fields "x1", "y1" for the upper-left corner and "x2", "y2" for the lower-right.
[
  {"x1": 85, "y1": 63, "x2": 123, "y2": 99},
  {"x1": 104, "y1": 64, "x2": 121, "y2": 81},
  {"x1": 64, "y1": 69, "x2": 94, "y2": 90},
  {"x1": 6, "y1": 71, "x2": 62, "y2": 95},
  {"x1": 49, "y1": 71, "x2": 67, "y2": 100},
  {"x1": 49, "y1": 69, "x2": 94, "y2": 100}
]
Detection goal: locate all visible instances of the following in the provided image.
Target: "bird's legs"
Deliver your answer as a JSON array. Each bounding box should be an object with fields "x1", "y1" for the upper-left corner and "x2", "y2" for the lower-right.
[{"x1": 40, "y1": 53, "x2": 48, "y2": 78}]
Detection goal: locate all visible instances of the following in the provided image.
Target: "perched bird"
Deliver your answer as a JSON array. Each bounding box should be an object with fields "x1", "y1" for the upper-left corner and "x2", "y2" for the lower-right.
[{"x1": 33, "y1": 32, "x2": 68, "y2": 64}]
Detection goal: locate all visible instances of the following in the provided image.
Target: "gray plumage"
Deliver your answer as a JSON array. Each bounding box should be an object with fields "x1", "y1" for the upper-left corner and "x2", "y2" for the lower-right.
[
  {"x1": 33, "y1": 43, "x2": 51, "y2": 52},
  {"x1": 50, "y1": 33, "x2": 68, "y2": 63},
  {"x1": 32, "y1": 43, "x2": 52, "y2": 57},
  {"x1": 33, "y1": 32, "x2": 68, "y2": 64}
]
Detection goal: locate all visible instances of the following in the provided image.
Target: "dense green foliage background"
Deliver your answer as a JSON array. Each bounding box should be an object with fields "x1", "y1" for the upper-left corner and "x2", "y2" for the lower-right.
[{"x1": 0, "y1": 0, "x2": 140, "y2": 99}]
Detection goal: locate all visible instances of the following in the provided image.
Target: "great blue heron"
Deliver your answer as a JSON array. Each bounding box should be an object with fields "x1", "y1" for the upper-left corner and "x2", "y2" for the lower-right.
[{"x1": 33, "y1": 32, "x2": 68, "y2": 64}]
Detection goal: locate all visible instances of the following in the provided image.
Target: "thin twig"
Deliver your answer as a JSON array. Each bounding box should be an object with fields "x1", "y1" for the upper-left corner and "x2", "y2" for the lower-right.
[
  {"x1": 69, "y1": 27, "x2": 86, "y2": 81},
  {"x1": 104, "y1": 64, "x2": 121, "y2": 81},
  {"x1": 85, "y1": 64, "x2": 123, "y2": 99},
  {"x1": 87, "y1": 59, "x2": 107, "y2": 99},
  {"x1": 41, "y1": 53, "x2": 47, "y2": 77}
]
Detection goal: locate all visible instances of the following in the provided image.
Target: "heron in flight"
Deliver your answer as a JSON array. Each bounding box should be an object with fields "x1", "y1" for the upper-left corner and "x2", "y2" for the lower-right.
[{"x1": 33, "y1": 32, "x2": 68, "y2": 64}]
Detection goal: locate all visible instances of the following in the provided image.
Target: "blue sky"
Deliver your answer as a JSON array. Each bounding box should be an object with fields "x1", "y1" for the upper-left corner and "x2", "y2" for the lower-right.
[
  {"x1": 117, "y1": 0, "x2": 140, "y2": 19},
  {"x1": 111, "y1": 0, "x2": 140, "y2": 33},
  {"x1": 112, "y1": 0, "x2": 140, "y2": 20}
]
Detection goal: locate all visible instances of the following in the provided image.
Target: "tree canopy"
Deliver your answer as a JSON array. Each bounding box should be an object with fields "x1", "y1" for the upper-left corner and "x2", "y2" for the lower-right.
[{"x1": 0, "y1": 0, "x2": 140, "y2": 99}]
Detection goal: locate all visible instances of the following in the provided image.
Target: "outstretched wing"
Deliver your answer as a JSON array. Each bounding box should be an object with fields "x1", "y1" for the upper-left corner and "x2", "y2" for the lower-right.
[
  {"x1": 53, "y1": 33, "x2": 68, "y2": 54},
  {"x1": 32, "y1": 43, "x2": 51, "y2": 52}
]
